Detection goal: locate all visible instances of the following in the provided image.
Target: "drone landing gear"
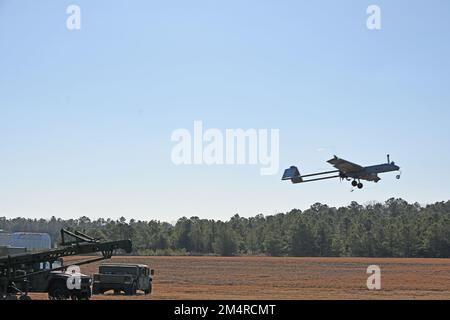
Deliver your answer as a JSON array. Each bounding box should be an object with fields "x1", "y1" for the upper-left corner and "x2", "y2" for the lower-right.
[{"x1": 351, "y1": 180, "x2": 363, "y2": 189}]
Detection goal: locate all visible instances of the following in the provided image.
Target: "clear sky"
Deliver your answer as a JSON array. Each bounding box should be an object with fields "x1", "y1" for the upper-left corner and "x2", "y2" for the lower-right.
[{"x1": 1, "y1": 1, "x2": 450, "y2": 221}]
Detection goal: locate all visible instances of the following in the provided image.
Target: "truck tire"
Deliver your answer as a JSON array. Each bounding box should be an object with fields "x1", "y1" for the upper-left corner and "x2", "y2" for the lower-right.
[
  {"x1": 92, "y1": 285, "x2": 102, "y2": 295},
  {"x1": 125, "y1": 282, "x2": 137, "y2": 296},
  {"x1": 48, "y1": 281, "x2": 70, "y2": 300},
  {"x1": 144, "y1": 282, "x2": 152, "y2": 295},
  {"x1": 72, "y1": 292, "x2": 90, "y2": 300}
]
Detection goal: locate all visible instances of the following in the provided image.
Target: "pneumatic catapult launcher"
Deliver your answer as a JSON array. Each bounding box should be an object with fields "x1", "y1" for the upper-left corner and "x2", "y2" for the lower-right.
[{"x1": 0, "y1": 229, "x2": 132, "y2": 300}]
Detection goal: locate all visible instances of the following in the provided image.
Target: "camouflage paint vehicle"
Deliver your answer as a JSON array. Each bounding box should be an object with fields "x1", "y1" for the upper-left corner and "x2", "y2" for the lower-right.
[{"x1": 92, "y1": 263, "x2": 154, "y2": 295}]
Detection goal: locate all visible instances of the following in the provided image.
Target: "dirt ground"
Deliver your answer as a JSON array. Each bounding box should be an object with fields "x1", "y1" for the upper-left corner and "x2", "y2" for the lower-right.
[{"x1": 29, "y1": 256, "x2": 450, "y2": 300}]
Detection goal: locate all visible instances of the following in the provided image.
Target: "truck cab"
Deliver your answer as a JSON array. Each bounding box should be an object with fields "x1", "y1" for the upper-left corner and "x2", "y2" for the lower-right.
[
  {"x1": 27, "y1": 258, "x2": 92, "y2": 300},
  {"x1": 92, "y1": 263, "x2": 153, "y2": 295}
]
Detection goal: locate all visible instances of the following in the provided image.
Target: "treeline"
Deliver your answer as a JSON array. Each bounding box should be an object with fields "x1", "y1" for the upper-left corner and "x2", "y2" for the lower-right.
[{"x1": 1, "y1": 198, "x2": 449, "y2": 258}]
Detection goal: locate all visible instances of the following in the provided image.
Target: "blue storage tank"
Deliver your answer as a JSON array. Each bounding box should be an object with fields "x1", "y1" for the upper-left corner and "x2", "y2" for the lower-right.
[{"x1": 11, "y1": 232, "x2": 51, "y2": 250}]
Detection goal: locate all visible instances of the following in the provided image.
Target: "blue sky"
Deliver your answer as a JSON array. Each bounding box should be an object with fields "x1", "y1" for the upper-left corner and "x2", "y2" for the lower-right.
[{"x1": 1, "y1": 1, "x2": 449, "y2": 221}]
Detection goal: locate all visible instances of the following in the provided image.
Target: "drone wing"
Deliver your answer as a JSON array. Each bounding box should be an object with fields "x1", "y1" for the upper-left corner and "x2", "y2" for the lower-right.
[{"x1": 327, "y1": 155, "x2": 363, "y2": 173}]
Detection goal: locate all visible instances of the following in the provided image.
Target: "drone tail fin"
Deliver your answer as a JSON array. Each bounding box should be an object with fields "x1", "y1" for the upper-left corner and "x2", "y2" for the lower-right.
[{"x1": 282, "y1": 166, "x2": 303, "y2": 184}]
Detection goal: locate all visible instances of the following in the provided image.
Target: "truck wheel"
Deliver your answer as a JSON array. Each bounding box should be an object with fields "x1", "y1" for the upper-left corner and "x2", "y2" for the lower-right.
[
  {"x1": 125, "y1": 282, "x2": 137, "y2": 296},
  {"x1": 77, "y1": 292, "x2": 91, "y2": 300},
  {"x1": 69, "y1": 292, "x2": 88, "y2": 300},
  {"x1": 144, "y1": 282, "x2": 152, "y2": 295},
  {"x1": 92, "y1": 286, "x2": 99, "y2": 295},
  {"x1": 93, "y1": 286, "x2": 104, "y2": 295},
  {"x1": 48, "y1": 282, "x2": 70, "y2": 300}
]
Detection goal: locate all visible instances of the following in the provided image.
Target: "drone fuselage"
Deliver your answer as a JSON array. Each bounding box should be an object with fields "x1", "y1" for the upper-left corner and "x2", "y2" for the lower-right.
[{"x1": 343, "y1": 162, "x2": 400, "y2": 182}]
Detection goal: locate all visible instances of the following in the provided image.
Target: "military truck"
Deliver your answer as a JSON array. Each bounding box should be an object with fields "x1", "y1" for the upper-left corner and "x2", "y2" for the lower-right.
[
  {"x1": 92, "y1": 263, "x2": 154, "y2": 295},
  {"x1": 28, "y1": 259, "x2": 92, "y2": 300},
  {"x1": 0, "y1": 229, "x2": 132, "y2": 300}
]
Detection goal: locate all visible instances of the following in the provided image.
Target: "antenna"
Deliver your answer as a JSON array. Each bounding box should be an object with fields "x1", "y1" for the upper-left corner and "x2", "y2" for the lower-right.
[{"x1": 387, "y1": 154, "x2": 390, "y2": 163}]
